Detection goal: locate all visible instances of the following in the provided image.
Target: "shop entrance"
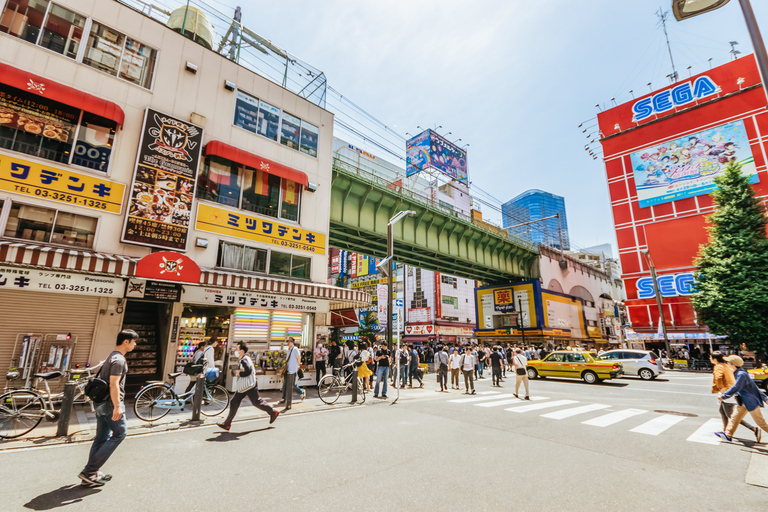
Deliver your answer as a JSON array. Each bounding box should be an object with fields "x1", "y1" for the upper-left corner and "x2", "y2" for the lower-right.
[
  {"x1": 174, "y1": 305, "x2": 232, "y2": 375},
  {"x1": 121, "y1": 300, "x2": 172, "y2": 395}
]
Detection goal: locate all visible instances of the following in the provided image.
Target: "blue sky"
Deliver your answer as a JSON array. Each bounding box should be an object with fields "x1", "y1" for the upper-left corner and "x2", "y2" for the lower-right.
[{"x1": 206, "y1": 0, "x2": 765, "y2": 254}]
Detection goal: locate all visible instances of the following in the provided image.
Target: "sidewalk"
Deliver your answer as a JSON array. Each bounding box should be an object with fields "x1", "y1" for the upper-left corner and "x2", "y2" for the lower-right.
[{"x1": 0, "y1": 375, "x2": 435, "y2": 451}]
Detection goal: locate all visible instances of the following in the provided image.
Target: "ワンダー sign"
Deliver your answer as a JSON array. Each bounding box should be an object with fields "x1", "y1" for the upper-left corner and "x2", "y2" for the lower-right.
[
  {"x1": 181, "y1": 286, "x2": 329, "y2": 313},
  {"x1": 122, "y1": 108, "x2": 204, "y2": 250},
  {"x1": 195, "y1": 203, "x2": 326, "y2": 255},
  {"x1": 0, "y1": 266, "x2": 125, "y2": 297},
  {"x1": 0, "y1": 154, "x2": 125, "y2": 213}
]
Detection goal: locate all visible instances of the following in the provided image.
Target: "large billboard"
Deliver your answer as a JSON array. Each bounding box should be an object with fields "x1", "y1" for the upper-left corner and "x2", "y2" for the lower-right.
[
  {"x1": 630, "y1": 119, "x2": 757, "y2": 208},
  {"x1": 406, "y1": 129, "x2": 468, "y2": 183}
]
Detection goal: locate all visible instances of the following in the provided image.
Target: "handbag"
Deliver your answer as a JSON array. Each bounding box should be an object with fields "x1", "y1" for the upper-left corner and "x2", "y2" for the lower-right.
[
  {"x1": 84, "y1": 364, "x2": 110, "y2": 403},
  {"x1": 297, "y1": 368, "x2": 304, "y2": 379},
  {"x1": 183, "y1": 361, "x2": 203, "y2": 375},
  {"x1": 236, "y1": 356, "x2": 257, "y2": 393},
  {"x1": 205, "y1": 367, "x2": 220, "y2": 382},
  {"x1": 515, "y1": 355, "x2": 527, "y2": 375}
]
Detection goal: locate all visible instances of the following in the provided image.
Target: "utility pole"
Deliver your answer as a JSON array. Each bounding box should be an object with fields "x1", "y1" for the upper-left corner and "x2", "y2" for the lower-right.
[
  {"x1": 657, "y1": 7, "x2": 679, "y2": 82},
  {"x1": 642, "y1": 251, "x2": 673, "y2": 369},
  {"x1": 518, "y1": 296, "x2": 526, "y2": 346}
]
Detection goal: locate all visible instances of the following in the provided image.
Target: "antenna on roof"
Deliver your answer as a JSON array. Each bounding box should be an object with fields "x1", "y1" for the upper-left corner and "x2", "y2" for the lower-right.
[
  {"x1": 656, "y1": 7, "x2": 678, "y2": 83},
  {"x1": 729, "y1": 41, "x2": 741, "y2": 60}
]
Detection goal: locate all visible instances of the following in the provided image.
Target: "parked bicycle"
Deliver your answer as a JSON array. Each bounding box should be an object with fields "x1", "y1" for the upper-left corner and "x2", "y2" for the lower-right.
[
  {"x1": 0, "y1": 362, "x2": 104, "y2": 439},
  {"x1": 133, "y1": 371, "x2": 230, "y2": 422},
  {"x1": 317, "y1": 363, "x2": 366, "y2": 405}
]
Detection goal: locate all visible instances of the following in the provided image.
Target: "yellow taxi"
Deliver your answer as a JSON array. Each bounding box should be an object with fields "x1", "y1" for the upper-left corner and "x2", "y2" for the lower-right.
[
  {"x1": 748, "y1": 366, "x2": 768, "y2": 391},
  {"x1": 526, "y1": 351, "x2": 623, "y2": 384}
]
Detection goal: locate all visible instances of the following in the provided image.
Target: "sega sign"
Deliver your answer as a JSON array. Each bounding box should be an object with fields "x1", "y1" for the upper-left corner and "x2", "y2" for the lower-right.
[
  {"x1": 631, "y1": 76, "x2": 719, "y2": 122},
  {"x1": 637, "y1": 273, "x2": 696, "y2": 299}
]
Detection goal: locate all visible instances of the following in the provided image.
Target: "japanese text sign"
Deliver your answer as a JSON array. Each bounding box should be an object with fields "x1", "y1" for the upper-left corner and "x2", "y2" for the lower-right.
[
  {"x1": 0, "y1": 153, "x2": 125, "y2": 213},
  {"x1": 181, "y1": 285, "x2": 329, "y2": 313},
  {"x1": 0, "y1": 266, "x2": 125, "y2": 297},
  {"x1": 195, "y1": 203, "x2": 326, "y2": 255},
  {"x1": 493, "y1": 288, "x2": 516, "y2": 313}
]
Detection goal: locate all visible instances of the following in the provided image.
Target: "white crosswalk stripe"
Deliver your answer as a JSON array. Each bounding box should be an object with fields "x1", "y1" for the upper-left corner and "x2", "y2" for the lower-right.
[
  {"x1": 505, "y1": 400, "x2": 579, "y2": 413},
  {"x1": 475, "y1": 397, "x2": 547, "y2": 408},
  {"x1": 542, "y1": 403, "x2": 610, "y2": 420},
  {"x1": 583, "y1": 408, "x2": 647, "y2": 427},
  {"x1": 686, "y1": 418, "x2": 722, "y2": 445},
  {"x1": 448, "y1": 393, "x2": 516, "y2": 404},
  {"x1": 630, "y1": 414, "x2": 686, "y2": 435}
]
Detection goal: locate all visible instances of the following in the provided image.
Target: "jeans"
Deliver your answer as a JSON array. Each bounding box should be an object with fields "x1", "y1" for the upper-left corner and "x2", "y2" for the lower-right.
[
  {"x1": 282, "y1": 373, "x2": 304, "y2": 409},
  {"x1": 375, "y1": 366, "x2": 390, "y2": 396},
  {"x1": 223, "y1": 386, "x2": 274, "y2": 426},
  {"x1": 719, "y1": 401, "x2": 755, "y2": 432},
  {"x1": 409, "y1": 365, "x2": 421, "y2": 385},
  {"x1": 478, "y1": 361, "x2": 484, "y2": 377},
  {"x1": 83, "y1": 401, "x2": 127, "y2": 474},
  {"x1": 399, "y1": 365, "x2": 408, "y2": 387},
  {"x1": 437, "y1": 367, "x2": 448, "y2": 390},
  {"x1": 462, "y1": 369, "x2": 474, "y2": 392},
  {"x1": 315, "y1": 361, "x2": 326, "y2": 384}
]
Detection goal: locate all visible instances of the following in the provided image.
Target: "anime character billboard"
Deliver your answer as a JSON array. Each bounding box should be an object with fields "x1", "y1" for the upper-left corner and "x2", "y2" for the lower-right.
[
  {"x1": 406, "y1": 129, "x2": 468, "y2": 183},
  {"x1": 630, "y1": 120, "x2": 757, "y2": 208}
]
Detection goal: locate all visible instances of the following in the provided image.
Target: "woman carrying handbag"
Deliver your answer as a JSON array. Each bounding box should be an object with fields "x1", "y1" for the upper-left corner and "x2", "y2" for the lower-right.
[{"x1": 218, "y1": 342, "x2": 279, "y2": 431}]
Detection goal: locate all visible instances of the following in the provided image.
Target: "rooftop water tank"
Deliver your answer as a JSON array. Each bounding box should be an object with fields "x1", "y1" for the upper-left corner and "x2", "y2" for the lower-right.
[{"x1": 166, "y1": 6, "x2": 214, "y2": 50}]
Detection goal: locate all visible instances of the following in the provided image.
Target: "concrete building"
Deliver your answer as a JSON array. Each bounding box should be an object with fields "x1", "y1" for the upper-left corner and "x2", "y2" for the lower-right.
[
  {"x1": 0, "y1": 0, "x2": 367, "y2": 392},
  {"x1": 502, "y1": 189, "x2": 570, "y2": 250}
]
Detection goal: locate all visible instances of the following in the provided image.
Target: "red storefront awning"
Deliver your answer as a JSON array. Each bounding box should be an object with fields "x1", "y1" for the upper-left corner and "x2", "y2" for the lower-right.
[
  {"x1": 0, "y1": 62, "x2": 126, "y2": 127},
  {"x1": 330, "y1": 309, "x2": 359, "y2": 327},
  {"x1": 204, "y1": 140, "x2": 309, "y2": 187}
]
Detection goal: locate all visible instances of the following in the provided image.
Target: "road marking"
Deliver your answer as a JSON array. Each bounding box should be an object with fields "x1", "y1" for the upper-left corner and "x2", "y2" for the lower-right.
[
  {"x1": 583, "y1": 408, "x2": 647, "y2": 427},
  {"x1": 447, "y1": 393, "x2": 516, "y2": 404},
  {"x1": 686, "y1": 418, "x2": 722, "y2": 445},
  {"x1": 630, "y1": 414, "x2": 686, "y2": 435},
  {"x1": 505, "y1": 399, "x2": 578, "y2": 413},
  {"x1": 542, "y1": 403, "x2": 610, "y2": 420},
  {"x1": 475, "y1": 397, "x2": 547, "y2": 408},
  {"x1": 476, "y1": 391, "x2": 500, "y2": 395}
]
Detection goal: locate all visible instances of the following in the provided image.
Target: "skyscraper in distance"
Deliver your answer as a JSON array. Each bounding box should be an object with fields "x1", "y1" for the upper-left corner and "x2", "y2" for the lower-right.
[{"x1": 502, "y1": 189, "x2": 570, "y2": 250}]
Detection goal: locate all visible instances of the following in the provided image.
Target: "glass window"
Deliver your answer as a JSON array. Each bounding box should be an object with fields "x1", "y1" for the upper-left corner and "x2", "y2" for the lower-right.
[
  {"x1": 256, "y1": 101, "x2": 279, "y2": 141},
  {"x1": 544, "y1": 353, "x2": 563, "y2": 362},
  {"x1": 71, "y1": 112, "x2": 116, "y2": 172},
  {"x1": 4, "y1": 203, "x2": 55, "y2": 242},
  {"x1": 269, "y1": 251, "x2": 291, "y2": 276},
  {"x1": 568, "y1": 353, "x2": 585, "y2": 362},
  {"x1": 197, "y1": 156, "x2": 240, "y2": 207},
  {"x1": 299, "y1": 120, "x2": 318, "y2": 157},
  {"x1": 233, "y1": 90, "x2": 259, "y2": 134},
  {"x1": 83, "y1": 22, "x2": 125, "y2": 76},
  {"x1": 280, "y1": 180, "x2": 300, "y2": 222},
  {"x1": 50, "y1": 211, "x2": 96, "y2": 247},
  {"x1": 242, "y1": 246, "x2": 267, "y2": 273},
  {"x1": 599, "y1": 352, "x2": 618, "y2": 361},
  {"x1": 241, "y1": 167, "x2": 279, "y2": 218},
  {"x1": 291, "y1": 255, "x2": 310, "y2": 279},
  {"x1": 119, "y1": 37, "x2": 157, "y2": 89},
  {"x1": 1, "y1": 0, "x2": 49, "y2": 44},
  {"x1": 218, "y1": 241, "x2": 243, "y2": 270},
  {"x1": 280, "y1": 112, "x2": 300, "y2": 150},
  {"x1": 38, "y1": 3, "x2": 85, "y2": 59},
  {"x1": 217, "y1": 241, "x2": 270, "y2": 273}
]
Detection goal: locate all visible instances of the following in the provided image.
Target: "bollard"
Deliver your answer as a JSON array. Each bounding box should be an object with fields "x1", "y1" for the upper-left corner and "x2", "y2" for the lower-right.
[
  {"x1": 56, "y1": 380, "x2": 76, "y2": 437},
  {"x1": 191, "y1": 377, "x2": 204, "y2": 421}
]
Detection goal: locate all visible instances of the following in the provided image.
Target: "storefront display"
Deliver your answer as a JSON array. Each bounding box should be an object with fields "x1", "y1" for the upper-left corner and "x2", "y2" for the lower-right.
[{"x1": 173, "y1": 313, "x2": 230, "y2": 372}]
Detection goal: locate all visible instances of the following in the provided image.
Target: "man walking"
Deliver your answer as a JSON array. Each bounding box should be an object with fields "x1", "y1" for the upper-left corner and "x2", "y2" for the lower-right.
[
  {"x1": 449, "y1": 348, "x2": 461, "y2": 390},
  {"x1": 281, "y1": 338, "x2": 305, "y2": 410},
  {"x1": 460, "y1": 348, "x2": 476, "y2": 394},
  {"x1": 314, "y1": 341, "x2": 328, "y2": 385},
  {"x1": 78, "y1": 329, "x2": 138, "y2": 486},
  {"x1": 397, "y1": 346, "x2": 409, "y2": 388},
  {"x1": 408, "y1": 345, "x2": 423, "y2": 388},
  {"x1": 513, "y1": 348, "x2": 530, "y2": 400},
  {"x1": 435, "y1": 345, "x2": 449, "y2": 392},
  {"x1": 374, "y1": 345, "x2": 390, "y2": 399},
  {"x1": 490, "y1": 345, "x2": 503, "y2": 387}
]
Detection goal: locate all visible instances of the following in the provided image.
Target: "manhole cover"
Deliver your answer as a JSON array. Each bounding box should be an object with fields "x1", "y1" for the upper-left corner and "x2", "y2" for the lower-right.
[{"x1": 654, "y1": 410, "x2": 698, "y2": 417}]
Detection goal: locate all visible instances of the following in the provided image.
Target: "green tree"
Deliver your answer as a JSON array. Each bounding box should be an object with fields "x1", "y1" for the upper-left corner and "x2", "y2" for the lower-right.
[{"x1": 692, "y1": 162, "x2": 768, "y2": 352}]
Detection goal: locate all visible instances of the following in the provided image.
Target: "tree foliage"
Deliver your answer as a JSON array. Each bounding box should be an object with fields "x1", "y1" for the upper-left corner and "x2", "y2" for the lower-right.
[{"x1": 692, "y1": 162, "x2": 768, "y2": 351}]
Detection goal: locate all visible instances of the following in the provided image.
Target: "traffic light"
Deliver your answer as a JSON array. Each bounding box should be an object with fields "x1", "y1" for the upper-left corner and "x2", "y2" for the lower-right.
[{"x1": 376, "y1": 256, "x2": 393, "y2": 278}]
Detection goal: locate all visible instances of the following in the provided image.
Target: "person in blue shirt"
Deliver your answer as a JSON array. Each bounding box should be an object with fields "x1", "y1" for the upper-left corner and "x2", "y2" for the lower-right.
[{"x1": 716, "y1": 355, "x2": 768, "y2": 443}]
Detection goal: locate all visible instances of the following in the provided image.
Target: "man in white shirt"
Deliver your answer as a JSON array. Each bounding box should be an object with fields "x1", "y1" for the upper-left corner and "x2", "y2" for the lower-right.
[
  {"x1": 314, "y1": 342, "x2": 328, "y2": 385},
  {"x1": 513, "y1": 348, "x2": 530, "y2": 400},
  {"x1": 449, "y1": 348, "x2": 462, "y2": 390},
  {"x1": 460, "y1": 349, "x2": 476, "y2": 394}
]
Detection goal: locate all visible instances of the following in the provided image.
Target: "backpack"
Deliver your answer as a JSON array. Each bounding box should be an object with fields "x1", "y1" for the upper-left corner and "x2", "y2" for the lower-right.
[
  {"x1": 399, "y1": 351, "x2": 408, "y2": 366},
  {"x1": 84, "y1": 363, "x2": 110, "y2": 403}
]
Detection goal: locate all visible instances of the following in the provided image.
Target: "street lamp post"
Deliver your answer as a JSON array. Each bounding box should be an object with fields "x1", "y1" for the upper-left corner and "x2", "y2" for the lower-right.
[
  {"x1": 641, "y1": 251, "x2": 673, "y2": 369},
  {"x1": 518, "y1": 296, "x2": 526, "y2": 346},
  {"x1": 672, "y1": 0, "x2": 768, "y2": 104},
  {"x1": 378, "y1": 210, "x2": 416, "y2": 352}
]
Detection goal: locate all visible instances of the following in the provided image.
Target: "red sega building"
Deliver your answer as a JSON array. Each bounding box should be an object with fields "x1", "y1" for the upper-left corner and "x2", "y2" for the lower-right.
[{"x1": 597, "y1": 55, "x2": 768, "y2": 347}]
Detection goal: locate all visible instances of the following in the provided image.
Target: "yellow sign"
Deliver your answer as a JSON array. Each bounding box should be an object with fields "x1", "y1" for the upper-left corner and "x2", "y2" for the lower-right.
[
  {"x1": 0, "y1": 153, "x2": 125, "y2": 213},
  {"x1": 475, "y1": 329, "x2": 517, "y2": 337},
  {"x1": 587, "y1": 326, "x2": 602, "y2": 338},
  {"x1": 195, "y1": 202, "x2": 326, "y2": 255},
  {"x1": 350, "y1": 277, "x2": 396, "y2": 289}
]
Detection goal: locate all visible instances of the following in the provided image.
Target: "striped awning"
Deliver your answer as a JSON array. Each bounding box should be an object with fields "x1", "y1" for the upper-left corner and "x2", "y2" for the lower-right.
[{"x1": 0, "y1": 241, "x2": 370, "y2": 306}]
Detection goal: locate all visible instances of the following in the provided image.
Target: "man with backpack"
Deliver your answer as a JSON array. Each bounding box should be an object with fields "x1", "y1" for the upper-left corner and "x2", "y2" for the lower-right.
[
  {"x1": 408, "y1": 345, "x2": 423, "y2": 388},
  {"x1": 78, "y1": 329, "x2": 138, "y2": 487},
  {"x1": 434, "y1": 345, "x2": 450, "y2": 392},
  {"x1": 396, "y1": 346, "x2": 409, "y2": 388}
]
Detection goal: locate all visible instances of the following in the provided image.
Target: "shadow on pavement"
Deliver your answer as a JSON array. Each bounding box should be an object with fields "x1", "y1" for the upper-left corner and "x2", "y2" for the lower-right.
[
  {"x1": 24, "y1": 485, "x2": 102, "y2": 510},
  {"x1": 206, "y1": 427, "x2": 273, "y2": 442}
]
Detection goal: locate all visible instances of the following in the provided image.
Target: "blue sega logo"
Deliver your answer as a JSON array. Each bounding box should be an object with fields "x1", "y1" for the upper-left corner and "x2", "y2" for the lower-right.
[
  {"x1": 637, "y1": 273, "x2": 696, "y2": 299},
  {"x1": 631, "y1": 76, "x2": 719, "y2": 122}
]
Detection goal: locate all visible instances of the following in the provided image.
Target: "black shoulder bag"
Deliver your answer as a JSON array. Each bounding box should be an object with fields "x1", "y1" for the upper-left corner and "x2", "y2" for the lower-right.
[{"x1": 84, "y1": 363, "x2": 110, "y2": 403}]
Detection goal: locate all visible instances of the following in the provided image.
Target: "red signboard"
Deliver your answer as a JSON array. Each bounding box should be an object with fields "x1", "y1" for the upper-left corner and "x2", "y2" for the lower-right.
[{"x1": 135, "y1": 251, "x2": 201, "y2": 283}]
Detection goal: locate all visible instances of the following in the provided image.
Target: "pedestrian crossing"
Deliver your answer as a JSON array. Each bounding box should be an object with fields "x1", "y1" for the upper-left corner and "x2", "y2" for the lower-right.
[{"x1": 442, "y1": 391, "x2": 725, "y2": 445}]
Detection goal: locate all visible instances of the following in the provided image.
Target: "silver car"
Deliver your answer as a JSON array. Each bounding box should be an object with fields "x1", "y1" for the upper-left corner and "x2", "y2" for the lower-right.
[{"x1": 597, "y1": 350, "x2": 664, "y2": 380}]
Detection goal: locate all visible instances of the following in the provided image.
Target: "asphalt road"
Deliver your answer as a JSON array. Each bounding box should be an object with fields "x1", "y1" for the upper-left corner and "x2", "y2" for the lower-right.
[{"x1": 1, "y1": 371, "x2": 766, "y2": 511}]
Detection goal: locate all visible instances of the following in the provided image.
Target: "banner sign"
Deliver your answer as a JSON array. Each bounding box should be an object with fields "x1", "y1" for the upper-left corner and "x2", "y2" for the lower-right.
[
  {"x1": 122, "y1": 108, "x2": 204, "y2": 250},
  {"x1": 195, "y1": 203, "x2": 326, "y2": 254},
  {"x1": 404, "y1": 325, "x2": 435, "y2": 335},
  {"x1": 636, "y1": 272, "x2": 695, "y2": 299},
  {"x1": 182, "y1": 285, "x2": 329, "y2": 313},
  {"x1": 0, "y1": 266, "x2": 124, "y2": 297},
  {"x1": 630, "y1": 120, "x2": 757, "y2": 208},
  {"x1": 408, "y1": 307, "x2": 431, "y2": 323},
  {"x1": 0, "y1": 153, "x2": 125, "y2": 213},
  {"x1": 376, "y1": 284, "x2": 388, "y2": 328},
  {"x1": 406, "y1": 129, "x2": 468, "y2": 183},
  {"x1": 125, "y1": 278, "x2": 182, "y2": 301},
  {"x1": 493, "y1": 288, "x2": 516, "y2": 313}
]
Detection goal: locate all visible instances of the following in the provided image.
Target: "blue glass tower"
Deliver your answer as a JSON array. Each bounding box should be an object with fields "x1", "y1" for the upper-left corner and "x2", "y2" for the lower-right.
[{"x1": 502, "y1": 189, "x2": 570, "y2": 250}]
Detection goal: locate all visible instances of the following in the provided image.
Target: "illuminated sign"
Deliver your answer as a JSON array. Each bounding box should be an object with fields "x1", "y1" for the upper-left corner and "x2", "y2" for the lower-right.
[
  {"x1": 637, "y1": 273, "x2": 696, "y2": 299},
  {"x1": 631, "y1": 76, "x2": 719, "y2": 122}
]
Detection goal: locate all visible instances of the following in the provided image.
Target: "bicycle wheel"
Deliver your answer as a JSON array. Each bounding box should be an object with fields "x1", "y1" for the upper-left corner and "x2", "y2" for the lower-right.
[
  {"x1": 133, "y1": 384, "x2": 172, "y2": 422},
  {"x1": 201, "y1": 385, "x2": 230, "y2": 417},
  {"x1": 318, "y1": 375, "x2": 341, "y2": 405},
  {"x1": 0, "y1": 390, "x2": 45, "y2": 439},
  {"x1": 357, "y1": 378, "x2": 366, "y2": 404}
]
